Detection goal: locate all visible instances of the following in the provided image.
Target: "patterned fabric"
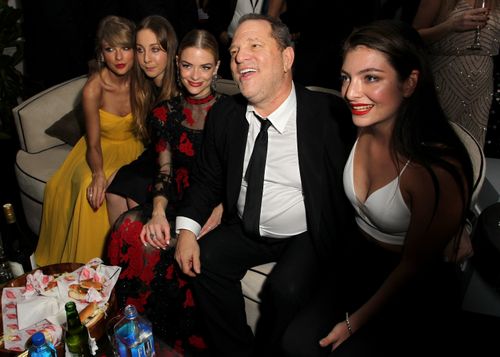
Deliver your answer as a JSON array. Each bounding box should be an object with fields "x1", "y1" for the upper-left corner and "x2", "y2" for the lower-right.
[
  {"x1": 107, "y1": 93, "x2": 221, "y2": 356},
  {"x1": 427, "y1": 0, "x2": 500, "y2": 147}
]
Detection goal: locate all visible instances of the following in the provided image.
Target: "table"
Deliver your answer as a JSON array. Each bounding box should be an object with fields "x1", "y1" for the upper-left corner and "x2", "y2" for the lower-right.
[
  {"x1": 0, "y1": 263, "x2": 121, "y2": 356},
  {"x1": 1, "y1": 263, "x2": 184, "y2": 356}
]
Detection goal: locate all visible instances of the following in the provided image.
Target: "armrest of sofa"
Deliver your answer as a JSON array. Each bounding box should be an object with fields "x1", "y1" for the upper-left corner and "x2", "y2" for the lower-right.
[{"x1": 12, "y1": 75, "x2": 87, "y2": 153}]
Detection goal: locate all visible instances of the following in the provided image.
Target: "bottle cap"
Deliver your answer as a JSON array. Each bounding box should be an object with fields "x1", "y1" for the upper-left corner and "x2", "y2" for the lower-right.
[
  {"x1": 32, "y1": 331, "x2": 46, "y2": 347},
  {"x1": 124, "y1": 304, "x2": 138, "y2": 319},
  {"x1": 2, "y1": 203, "x2": 16, "y2": 224}
]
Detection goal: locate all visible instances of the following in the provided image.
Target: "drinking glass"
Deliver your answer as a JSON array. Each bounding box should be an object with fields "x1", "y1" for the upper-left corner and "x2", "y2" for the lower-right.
[{"x1": 468, "y1": 0, "x2": 491, "y2": 50}]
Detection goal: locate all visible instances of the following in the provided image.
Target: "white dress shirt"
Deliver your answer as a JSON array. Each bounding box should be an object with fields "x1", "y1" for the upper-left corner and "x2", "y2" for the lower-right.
[{"x1": 176, "y1": 84, "x2": 307, "y2": 238}]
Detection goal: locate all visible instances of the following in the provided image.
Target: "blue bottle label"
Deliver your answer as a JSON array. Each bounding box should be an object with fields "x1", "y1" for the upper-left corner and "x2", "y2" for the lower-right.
[{"x1": 115, "y1": 322, "x2": 155, "y2": 357}]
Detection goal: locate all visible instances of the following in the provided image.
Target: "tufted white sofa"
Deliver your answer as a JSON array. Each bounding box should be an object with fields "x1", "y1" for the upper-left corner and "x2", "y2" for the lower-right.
[
  {"x1": 13, "y1": 75, "x2": 88, "y2": 236},
  {"x1": 12, "y1": 75, "x2": 274, "y2": 332}
]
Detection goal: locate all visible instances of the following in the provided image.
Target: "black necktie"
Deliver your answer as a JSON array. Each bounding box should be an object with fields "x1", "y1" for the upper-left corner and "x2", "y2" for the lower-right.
[{"x1": 242, "y1": 113, "x2": 272, "y2": 236}]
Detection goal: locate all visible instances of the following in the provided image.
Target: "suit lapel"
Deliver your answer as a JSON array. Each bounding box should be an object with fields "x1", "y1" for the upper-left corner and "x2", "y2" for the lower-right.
[{"x1": 226, "y1": 98, "x2": 249, "y2": 212}]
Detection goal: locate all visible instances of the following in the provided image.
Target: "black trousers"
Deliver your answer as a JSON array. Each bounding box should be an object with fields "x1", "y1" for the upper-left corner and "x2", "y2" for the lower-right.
[
  {"x1": 192, "y1": 220, "x2": 321, "y2": 357},
  {"x1": 282, "y1": 230, "x2": 462, "y2": 357}
]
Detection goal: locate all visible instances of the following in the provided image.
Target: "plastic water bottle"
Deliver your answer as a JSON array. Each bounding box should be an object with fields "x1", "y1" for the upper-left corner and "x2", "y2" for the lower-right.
[
  {"x1": 28, "y1": 331, "x2": 57, "y2": 357},
  {"x1": 114, "y1": 304, "x2": 155, "y2": 357}
]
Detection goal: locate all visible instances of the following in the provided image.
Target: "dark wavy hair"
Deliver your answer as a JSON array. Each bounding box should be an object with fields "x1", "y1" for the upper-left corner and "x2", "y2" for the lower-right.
[{"x1": 343, "y1": 20, "x2": 473, "y2": 246}]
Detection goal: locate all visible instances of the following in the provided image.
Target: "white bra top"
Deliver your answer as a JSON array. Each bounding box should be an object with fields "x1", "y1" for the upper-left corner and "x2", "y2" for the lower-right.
[{"x1": 343, "y1": 140, "x2": 411, "y2": 246}]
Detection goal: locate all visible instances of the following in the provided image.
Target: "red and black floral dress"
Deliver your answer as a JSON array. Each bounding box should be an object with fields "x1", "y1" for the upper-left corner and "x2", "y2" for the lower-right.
[{"x1": 107, "y1": 93, "x2": 221, "y2": 356}]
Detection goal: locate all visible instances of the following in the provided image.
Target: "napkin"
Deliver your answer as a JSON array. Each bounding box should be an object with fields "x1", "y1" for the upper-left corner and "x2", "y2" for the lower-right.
[{"x1": 17, "y1": 295, "x2": 60, "y2": 330}]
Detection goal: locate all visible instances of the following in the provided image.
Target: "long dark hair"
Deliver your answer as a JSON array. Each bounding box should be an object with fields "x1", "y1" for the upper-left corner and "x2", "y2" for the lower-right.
[
  {"x1": 132, "y1": 15, "x2": 178, "y2": 141},
  {"x1": 343, "y1": 20, "x2": 473, "y2": 242}
]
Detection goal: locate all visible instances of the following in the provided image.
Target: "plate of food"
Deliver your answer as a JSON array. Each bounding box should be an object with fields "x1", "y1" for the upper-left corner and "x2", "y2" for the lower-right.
[{"x1": 0, "y1": 261, "x2": 120, "y2": 356}]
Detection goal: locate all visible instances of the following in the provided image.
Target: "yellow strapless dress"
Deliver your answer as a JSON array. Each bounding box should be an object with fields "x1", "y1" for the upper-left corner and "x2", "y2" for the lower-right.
[{"x1": 35, "y1": 110, "x2": 144, "y2": 265}]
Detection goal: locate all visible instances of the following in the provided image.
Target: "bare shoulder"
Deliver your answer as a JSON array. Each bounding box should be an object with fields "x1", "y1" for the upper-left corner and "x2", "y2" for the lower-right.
[
  {"x1": 401, "y1": 158, "x2": 464, "y2": 199},
  {"x1": 82, "y1": 72, "x2": 103, "y2": 101}
]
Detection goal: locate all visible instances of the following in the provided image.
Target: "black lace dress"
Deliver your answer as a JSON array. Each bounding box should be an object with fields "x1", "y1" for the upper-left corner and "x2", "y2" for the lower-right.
[{"x1": 107, "y1": 93, "x2": 220, "y2": 356}]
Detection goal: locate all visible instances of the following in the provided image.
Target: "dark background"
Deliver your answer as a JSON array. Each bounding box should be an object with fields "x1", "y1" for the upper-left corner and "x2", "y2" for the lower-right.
[
  {"x1": 0, "y1": 2, "x2": 499, "y2": 350},
  {"x1": 1, "y1": 1, "x2": 499, "y2": 248}
]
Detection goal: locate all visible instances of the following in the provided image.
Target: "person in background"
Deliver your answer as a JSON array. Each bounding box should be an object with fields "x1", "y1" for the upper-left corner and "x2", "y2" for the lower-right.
[
  {"x1": 413, "y1": 0, "x2": 500, "y2": 147},
  {"x1": 282, "y1": 20, "x2": 474, "y2": 356},
  {"x1": 174, "y1": 13, "x2": 354, "y2": 356},
  {"x1": 107, "y1": 27, "x2": 223, "y2": 355},
  {"x1": 204, "y1": 0, "x2": 289, "y2": 79},
  {"x1": 34, "y1": 16, "x2": 144, "y2": 266}
]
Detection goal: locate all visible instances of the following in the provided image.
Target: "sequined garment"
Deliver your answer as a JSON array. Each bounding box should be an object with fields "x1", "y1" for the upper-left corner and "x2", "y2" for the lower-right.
[{"x1": 427, "y1": 0, "x2": 500, "y2": 147}]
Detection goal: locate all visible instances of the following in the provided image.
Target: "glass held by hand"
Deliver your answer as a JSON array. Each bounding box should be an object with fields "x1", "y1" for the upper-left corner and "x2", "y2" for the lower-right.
[{"x1": 468, "y1": 0, "x2": 491, "y2": 50}]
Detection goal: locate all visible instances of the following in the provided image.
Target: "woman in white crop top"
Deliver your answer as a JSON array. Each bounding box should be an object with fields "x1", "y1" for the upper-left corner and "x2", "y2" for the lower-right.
[{"x1": 283, "y1": 20, "x2": 474, "y2": 356}]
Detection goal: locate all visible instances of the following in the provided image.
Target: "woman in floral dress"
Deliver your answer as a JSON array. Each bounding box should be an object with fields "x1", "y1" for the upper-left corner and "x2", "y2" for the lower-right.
[{"x1": 107, "y1": 26, "x2": 223, "y2": 356}]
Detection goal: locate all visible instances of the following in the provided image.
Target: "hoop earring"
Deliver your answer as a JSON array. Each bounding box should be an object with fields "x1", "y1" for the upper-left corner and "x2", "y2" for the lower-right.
[{"x1": 211, "y1": 74, "x2": 220, "y2": 93}]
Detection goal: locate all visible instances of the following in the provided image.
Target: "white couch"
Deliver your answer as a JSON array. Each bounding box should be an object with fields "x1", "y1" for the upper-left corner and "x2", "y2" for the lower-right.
[
  {"x1": 12, "y1": 75, "x2": 274, "y2": 332},
  {"x1": 13, "y1": 75, "x2": 88, "y2": 235}
]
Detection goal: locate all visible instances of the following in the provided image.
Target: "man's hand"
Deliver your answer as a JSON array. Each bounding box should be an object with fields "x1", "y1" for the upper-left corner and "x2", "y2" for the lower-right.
[{"x1": 175, "y1": 230, "x2": 201, "y2": 277}]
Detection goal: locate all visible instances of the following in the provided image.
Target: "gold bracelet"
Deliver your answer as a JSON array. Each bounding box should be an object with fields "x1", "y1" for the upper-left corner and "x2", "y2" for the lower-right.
[{"x1": 345, "y1": 312, "x2": 353, "y2": 335}]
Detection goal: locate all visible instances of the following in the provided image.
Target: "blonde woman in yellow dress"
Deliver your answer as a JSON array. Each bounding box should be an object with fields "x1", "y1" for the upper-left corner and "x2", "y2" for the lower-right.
[{"x1": 35, "y1": 16, "x2": 144, "y2": 266}]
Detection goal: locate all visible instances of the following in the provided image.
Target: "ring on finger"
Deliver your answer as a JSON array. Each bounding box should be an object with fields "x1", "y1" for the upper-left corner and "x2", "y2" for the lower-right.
[{"x1": 150, "y1": 233, "x2": 155, "y2": 239}]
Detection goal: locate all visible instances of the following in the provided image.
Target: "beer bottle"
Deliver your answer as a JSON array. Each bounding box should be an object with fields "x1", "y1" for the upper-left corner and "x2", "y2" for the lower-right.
[
  {"x1": 64, "y1": 301, "x2": 92, "y2": 356},
  {"x1": 2, "y1": 203, "x2": 32, "y2": 276}
]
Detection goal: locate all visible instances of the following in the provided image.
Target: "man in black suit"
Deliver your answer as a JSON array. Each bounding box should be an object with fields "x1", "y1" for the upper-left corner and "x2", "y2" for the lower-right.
[{"x1": 174, "y1": 13, "x2": 354, "y2": 356}]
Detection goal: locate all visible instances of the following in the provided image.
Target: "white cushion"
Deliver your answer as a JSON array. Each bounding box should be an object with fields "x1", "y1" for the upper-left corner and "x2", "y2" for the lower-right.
[
  {"x1": 242, "y1": 262, "x2": 275, "y2": 332},
  {"x1": 13, "y1": 76, "x2": 87, "y2": 153},
  {"x1": 242, "y1": 262, "x2": 275, "y2": 303},
  {"x1": 15, "y1": 145, "x2": 72, "y2": 204}
]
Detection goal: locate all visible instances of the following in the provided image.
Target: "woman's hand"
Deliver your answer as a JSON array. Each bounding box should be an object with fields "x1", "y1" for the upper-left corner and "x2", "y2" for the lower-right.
[
  {"x1": 447, "y1": 8, "x2": 489, "y2": 32},
  {"x1": 199, "y1": 203, "x2": 223, "y2": 238},
  {"x1": 319, "y1": 321, "x2": 352, "y2": 352},
  {"x1": 87, "y1": 172, "x2": 106, "y2": 210},
  {"x1": 140, "y1": 213, "x2": 170, "y2": 249}
]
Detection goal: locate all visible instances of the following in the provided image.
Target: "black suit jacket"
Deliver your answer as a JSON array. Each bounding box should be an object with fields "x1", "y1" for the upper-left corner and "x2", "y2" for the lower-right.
[{"x1": 179, "y1": 84, "x2": 356, "y2": 265}]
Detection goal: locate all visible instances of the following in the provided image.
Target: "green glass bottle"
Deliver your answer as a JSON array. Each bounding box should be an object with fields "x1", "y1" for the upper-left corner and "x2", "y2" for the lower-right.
[
  {"x1": 64, "y1": 301, "x2": 92, "y2": 356},
  {"x1": 2, "y1": 203, "x2": 33, "y2": 276}
]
